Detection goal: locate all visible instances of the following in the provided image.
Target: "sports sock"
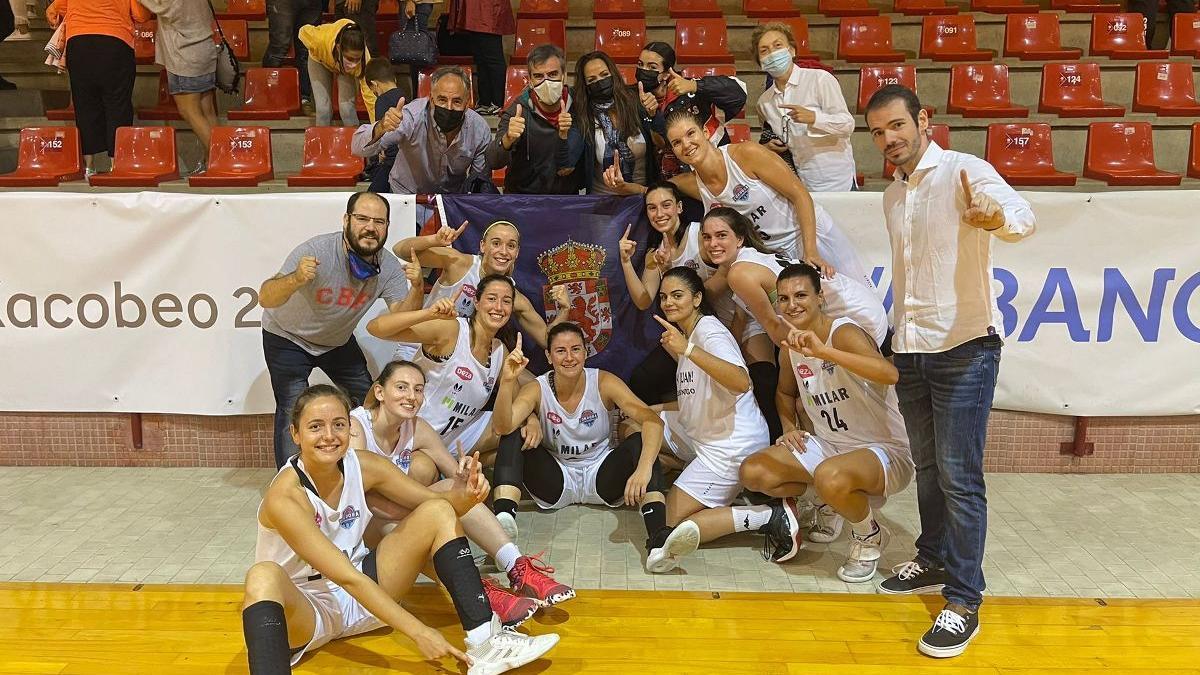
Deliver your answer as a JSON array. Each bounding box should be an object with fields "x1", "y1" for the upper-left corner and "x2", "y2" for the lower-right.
[
  {"x1": 731, "y1": 504, "x2": 773, "y2": 533},
  {"x1": 432, "y1": 537, "x2": 492, "y2": 634},
  {"x1": 495, "y1": 542, "x2": 520, "y2": 573},
  {"x1": 640, "y1": 501, "x2": 667, "y2": 540},
  {"x1": 242, "y1": 600, "x2": 291, "y2": 675},
  {"x1": 493, "y1": 498, "x2": 518, "y2": 518},
  {"x1": 850, "y1": 510, "x2": 878, "y2": 538},
  {"x1": 647, "y1": 524, "x2": 673, "y2": 551}
]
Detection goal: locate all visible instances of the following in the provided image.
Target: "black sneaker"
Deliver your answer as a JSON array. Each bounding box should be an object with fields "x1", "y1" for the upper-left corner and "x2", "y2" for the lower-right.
[
  {"x1": 760, "y1": 497, "x2": 803, "y2": 563},
  {"x1": 878, "y1": 559, "x2": 948, "y2": 594},
  {"x1": 918, "y1": 604, "x2": 979, "y2": 658}
]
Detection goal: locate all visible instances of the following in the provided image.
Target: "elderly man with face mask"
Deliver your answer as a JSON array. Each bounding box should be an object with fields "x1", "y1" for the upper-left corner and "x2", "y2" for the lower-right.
[{"x1": 485, "y1": 44, "x2": 578, "y2": 195}]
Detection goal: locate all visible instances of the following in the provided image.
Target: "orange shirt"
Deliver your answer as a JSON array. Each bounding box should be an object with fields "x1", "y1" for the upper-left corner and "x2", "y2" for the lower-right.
[{"x1": 47, "y1": 0, "x2": 153, "y2": 49}]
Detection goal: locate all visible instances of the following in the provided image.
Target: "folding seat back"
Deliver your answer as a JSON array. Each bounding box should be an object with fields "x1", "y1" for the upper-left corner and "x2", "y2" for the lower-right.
[
  {"x1": 593, "y1": 0, "x2": 645, "y2": 18},
  {"x1": 1171, "y1": 13, "x2": 1200, "y2": 57},
  {"x1": 920, "y1": 15, "x2": 993, "y2": 60},
  {"x1": 946, "y1": 63, "x2": 1029, "y2": 117},
  {"x1": 45, "y1": 98, "x2": 75, "y2": 121},
  {"x1": 1038, "y1": 62, "x2": 1124, "y2": 116},
  {"x1": 133, "y1": 21, "x2": 156, "y2": 65},
  {"x1": 517, "y1": 0, "x2": 568, "y2": 19},
  {"x1": 972, "y1": 0, "x2": 1035, "y2": 14},
  {"x1": 675, "y1": 19, "x2": 734, "y2": 63},
  {"x1": 726, "y1": 123, "x2": 751, "y2": 143},
  {"x1": 883, "y1": 124, "x2": 949, "y2": 177},
  {"x1": 595, "y1": 19, "x2": 647, "y2": 64},
  {"x1": 895, "y1": 0, "x2": 957, "y2": 16},
  {"x1": 745, "y1": 0, "x2": 796, "y2": 18},
  {"x1": 1132, "y1": 61, "x2": 1200, "y2": 115},
  {"x1": 512, "y1": 19, "x2": 566, "y2": 65},
  {"x1": 503, "y1": 66, "x2": 528, "y2": 109},
  {"x1": 838, "y1": 17, "x2": 906, "y2": 62},
  {"x1": 189, "y1": 126, "x2": 274, "y2": 187},
  {"x1": 669, "y1": 0, "x2": 722, "y2": 17},
  {"x1": 419, "y1": 66, "x2": 475, "y2": 106},
  {"x1": 217, "y1": 0, "x2": 266, "y2": 20},
  {"x1": 228, "y1": 67, "x2": 301, "y2": 120},
  {"x1": 137, "y1": 70, "x2": 183, "y2": 121},
  {"x1": 287, "y1": 127, "x2": 364, "y2": 187},
  {"x1": 379, "y1": 0, "x2": 400, "y2": 13},
  {"x1": 90, "y1": 126, "x2": 179, "y2": 187},
  {"x1": 857, "y1": 65, "x2": 918, "y2": 113},
  {"x1": 1083, "y1": 122, "x2": 1181, "y2": 186},
  {"x1": 1188, "y1": 122, "x2": 1200, "y2": 179},
  {"x1": 1089, "y1": 13, "x2": 1168, "y2": 57},
  {"x1": 1050, "y1": 0, "x2": 1120, "y2": 10},
  {"x1": 760, "y1": 17, "x2": 817, "y2": 59},
  {"x1": 214, "y1": 19, "x2": 250, "y2": 61},
  {"x1": 1004, "y1": 13, "x2": 1082, "y2": 59},
  {"x1": 819, "y1": 0, "x2": 878, "y2": 17},
  {"x1": 0, "y1": 126, "x2": 84, "y2": 186},
  {"x1": 984, "y1": 122, "x2": 1076, "y2": 185}
]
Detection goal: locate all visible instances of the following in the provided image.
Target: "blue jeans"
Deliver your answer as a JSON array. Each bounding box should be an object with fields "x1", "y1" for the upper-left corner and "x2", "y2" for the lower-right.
[
  {"x1": 893, "y1": 335, "x2": 1001, "y2": 611},
  {"x1": 262, "y1": 330, "x2": 374, "y2": 468}
]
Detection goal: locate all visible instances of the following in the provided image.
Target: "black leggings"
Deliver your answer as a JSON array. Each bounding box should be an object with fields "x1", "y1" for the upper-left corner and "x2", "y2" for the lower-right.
[
  {"x1": 629, "y1": 345, "x2": 677, "y2": 406},
  {"x1": 65, "y1": 35, "x2": 135, "y2": 156},
  {"x1": 494, "y1": 430, "x2": 663, "y2": 506}
]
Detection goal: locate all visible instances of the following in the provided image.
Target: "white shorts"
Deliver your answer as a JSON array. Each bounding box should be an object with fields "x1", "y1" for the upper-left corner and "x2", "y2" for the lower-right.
[
  {"x1": 532, "y1": 449, "x2": 618, "y2": 510},
  {"x1": 660, "y1": 411, "x2": 744, "y2": 509},
  {"x1": 290, "y1": 561, "x2": 385, "y2": 665},
  {"x1": 790, "y1": 434, "x2": 915, "y2": 507}
]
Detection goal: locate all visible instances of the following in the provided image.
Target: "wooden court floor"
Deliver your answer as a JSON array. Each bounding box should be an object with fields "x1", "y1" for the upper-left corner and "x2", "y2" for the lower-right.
[{"x1": 2, "y1": 583, "x2": 1199, "y2": 675}]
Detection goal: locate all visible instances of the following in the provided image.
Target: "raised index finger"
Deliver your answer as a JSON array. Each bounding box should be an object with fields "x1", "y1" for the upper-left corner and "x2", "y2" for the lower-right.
[
  {"x1": 455, "y1": 220, "x2": 468, "y2": 236},
  {"x1": 652, "y1": 315, "x2": 673, "y2": 329},
  {"x1": 450, "y1": 286, "x2": 463, "y2": 303},
  {"x1": 621, "y1": 224, "x2": 632, "y2": 240},
  {"x1": 959, "y1": 169, "x2": 973, "y2": 202},
  {"x1": 514, "y1": 332, "x2": 523, "y2": 352}
]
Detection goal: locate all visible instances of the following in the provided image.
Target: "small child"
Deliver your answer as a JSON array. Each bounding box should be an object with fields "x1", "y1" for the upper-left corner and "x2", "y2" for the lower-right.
[{"x1": 363, "y1": 58, "x2": 402, "y2": 193}]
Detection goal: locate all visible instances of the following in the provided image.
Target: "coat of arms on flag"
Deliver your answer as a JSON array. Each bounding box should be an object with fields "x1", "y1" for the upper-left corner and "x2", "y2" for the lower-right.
[{"x1": 536, "y1": 239, "x2": 613, "y2": 355}]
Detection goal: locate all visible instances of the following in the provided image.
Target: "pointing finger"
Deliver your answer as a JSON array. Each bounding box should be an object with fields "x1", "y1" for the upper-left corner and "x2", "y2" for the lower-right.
[
  {"x1": 621, "y1": 224, "x2": 632, "y2": 240},
  {"x1": 515, "y1": 332, "x2": 522, "y2": 352},
  {"x1": 450, "y1": 287, "x2": 463, "y2": 303},
  {"x1": 652, "y1": 315, "x2": 673, "y2": 329},
  {"x1": 455, "y1": 220, "x2": 468, "y2": 236},
  {"x1": 959, "y1": 169, "x2": 974, "y2": 202}
]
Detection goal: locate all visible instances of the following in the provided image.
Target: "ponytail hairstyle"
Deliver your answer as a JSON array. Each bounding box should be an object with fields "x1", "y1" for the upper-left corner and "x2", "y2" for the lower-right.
[
  {"x1": 290, "y1": 384, "x2": 353, "y2": 432},
  {"x1": 661, "y1": 266, "x2": 714, "y2": 321},
  {"x1": 470, "y1": 274, "x2": 519, "y2": 351},
  {"x1": 776, "y1": 262, "x2": 823, "y2": 295},
  {"x1": 642, "y1": 41, "x2": 677, "y2": 72},
  {"x1": 335, "y1": 22, "x2": 366, "y2": 56},
  {"x1": 703, "y1": 206, "x2": 777, "y2": 255},
  {"x1": 365, "y1": 360, "x2": 426, "y2": 411}
]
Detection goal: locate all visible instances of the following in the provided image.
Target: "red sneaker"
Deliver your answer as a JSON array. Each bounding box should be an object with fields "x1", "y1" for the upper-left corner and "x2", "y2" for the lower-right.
[
  {"x1": 482, "y1": 577, "x2": 538, "y2": 628},
  {"x1": 508, "y1": 554, "x2": 576, "y2": 607}
]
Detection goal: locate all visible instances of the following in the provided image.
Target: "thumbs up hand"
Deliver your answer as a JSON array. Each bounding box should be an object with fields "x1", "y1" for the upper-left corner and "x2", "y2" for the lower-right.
[
  {"x1": 503, "y1": 103, "x2": 526, "y2": 148},
  {"x1": 638, "y1": 81, "x2": 658, "y2": 115},
  {"x1": 379, "y1": 98, "x2": 407, "y2": 134}
]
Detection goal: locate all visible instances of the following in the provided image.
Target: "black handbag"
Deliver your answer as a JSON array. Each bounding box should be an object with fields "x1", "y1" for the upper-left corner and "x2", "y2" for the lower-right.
[
  {"x1": 389, "y1": 17, "x2": 438, "y2": 68},
  {"x1": 207, "y1": 0, "x2": 242, "y2": 94}
]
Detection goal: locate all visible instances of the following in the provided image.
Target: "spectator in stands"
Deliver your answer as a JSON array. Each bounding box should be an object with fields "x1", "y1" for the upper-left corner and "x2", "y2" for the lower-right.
[
  {"x1": 334, "y1": 0, "x2": 377, "y2": 63},
  {"x1": 636, "y1": 42, "x2": 747, "y2": 181},
  {"x1": 263, "y1": 0, "x2": 322, "y2": 111},
  {"x1": 487, "y1": 44, "x2": 577, "y2": 194},
  {"x1": 1129, "y1": 0, "x2": 1196, "y2": 48},
  {"x1": 351, "y1": 66, "x2": 490, "y2": 225},
  {"x1": 364, "y1": 58, "x2": 402, "y2": 193},
  {"x1": 258, "y1": 191, "x2": 417, "y2": 468},
  {"x1": 46, "y1": 0, "x2": 152, "y2": 178},
  {"x1": 0, "y1": 1, "x2": 14, "y2": 89},
  {"x1": 138, "y1": 0, "x2": 219, "y2": 175},
  {"x1": 444, "y1": 0, "x2": 513, "y2": 115},
  {"x1": 299, "y1": 19, "x2": 378, "y2": 126},
  {"x1": 565, "y1": 51, "x2": 657, "y2": 195},
  {"x1": 865, "y1": 85, "x2": 1034, "y2": 659},
  {"x1": 752, "y1": 22, "x2": 856, "y2": 193}
]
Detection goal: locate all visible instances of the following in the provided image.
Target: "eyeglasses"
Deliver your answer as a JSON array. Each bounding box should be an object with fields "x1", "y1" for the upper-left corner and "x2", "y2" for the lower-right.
[{"x1": 349, "y1": 213, "x2": 388, "y2": 227}]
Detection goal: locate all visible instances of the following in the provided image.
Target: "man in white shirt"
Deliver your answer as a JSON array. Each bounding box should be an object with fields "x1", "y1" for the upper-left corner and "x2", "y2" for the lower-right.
[
  {"x1": 864, "y1": 85, "x2": 1035, "y2": 659},
  {"x1": 752, "y1": 22, "x2": 857, "y2": 193}
]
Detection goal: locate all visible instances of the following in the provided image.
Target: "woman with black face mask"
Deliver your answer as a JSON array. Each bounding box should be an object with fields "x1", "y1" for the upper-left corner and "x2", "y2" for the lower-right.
[{"x1": 563, "y1": 51, "x2": 658, "y2": 195}]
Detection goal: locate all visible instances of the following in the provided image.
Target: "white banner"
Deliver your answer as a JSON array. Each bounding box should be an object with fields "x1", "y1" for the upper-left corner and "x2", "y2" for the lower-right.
[{"x1": 0, "y1": 190, "x2": 1197, "y2": 416}]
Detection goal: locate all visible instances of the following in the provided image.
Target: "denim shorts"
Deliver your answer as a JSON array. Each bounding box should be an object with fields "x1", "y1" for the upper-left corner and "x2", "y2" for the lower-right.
[{"x1": 167, "y1": 71, "x2": 216, "y2": 95}]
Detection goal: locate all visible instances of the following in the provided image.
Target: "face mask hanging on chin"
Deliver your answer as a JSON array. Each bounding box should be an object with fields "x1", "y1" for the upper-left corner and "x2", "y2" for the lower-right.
[{"x1": 347, "y1": 249, "x2": 380, "y2": 280}]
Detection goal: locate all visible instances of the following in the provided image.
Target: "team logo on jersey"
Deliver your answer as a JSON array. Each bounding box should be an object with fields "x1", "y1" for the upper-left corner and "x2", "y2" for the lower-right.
[
  {"x1": 394, "y1": 449, "x2": 412, "y2": 471},
  {"x1": 732, "y1": 184, "x2": 750, "y2": 202},
  {"x1": 822, "y1": 360, "x2": 836, "y2": 375},
  {"x1": 538, "y1": 240, "x2": 613, "y2": 356},
  {"x1": 485, "y1": 376, "x2": 496, "y2": 391},
  {"x1": 580, "y1": 409, "x2": 598, "y2": 427},
  {"x1": 314, "y1": 513, "x2": 323, "y2": 526},
  {"x1": 461, "y1": 283, "x2": 477, "y2": 299},
  {"x1": 455, "y1": 366, "x2": 474, "y2": 381},
  {"x1": 796, "y1": 364, "x2": 814, "y2": 378},
  {"x1": 546, "y1": 411, "x2": 563, "y2": 424},
  {"x1": 337, "y1": 505, "x2": 361, "y2": 530}
]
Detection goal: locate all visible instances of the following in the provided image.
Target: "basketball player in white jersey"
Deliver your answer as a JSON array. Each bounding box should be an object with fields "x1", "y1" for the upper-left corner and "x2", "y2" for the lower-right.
[
  {"x1": 367, "y1": 275, "x2": 543, "y2": 460},
  {"x1": 739, "y1": 263, "x2": 914, "y2": 582},
  {"x1": 241, "y1": 384, "x2": 559, "y2": 675},
  {"x1": 489, "y1": 323, "x2": 671, "y2": 564}
]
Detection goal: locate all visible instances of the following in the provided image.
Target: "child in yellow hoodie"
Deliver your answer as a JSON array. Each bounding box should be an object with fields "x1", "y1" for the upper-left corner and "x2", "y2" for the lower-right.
[{"x1": 298, "y1": 18, "x2": 378, "y2": 127}]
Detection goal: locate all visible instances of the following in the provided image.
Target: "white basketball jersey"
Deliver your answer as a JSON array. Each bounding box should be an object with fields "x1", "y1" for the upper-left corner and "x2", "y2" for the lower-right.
[
  {"x1": 537, "y1": 368, "x2": 611, "y2": 464},
  {"x1": 255, "y1": 448, "x2": 372, "y2": 587},
  {"x1": 789, "y1": 317, "x2": 909, "y2": 453},
  {"x1": 350, "y1": 406, "x2": 417, "y2": 473},
  {"x1": 414, "y1": 317, "x2": 504, "y2": 453},
  {"x1": 426, "y1": 255, "x2": 481, "y2": 318},
  {"x1": 696, "y1": 146, "x2": 871, "y2": 288},
  {"x1": 731, "y1": 248, "x2": 889, "y2": 347}
]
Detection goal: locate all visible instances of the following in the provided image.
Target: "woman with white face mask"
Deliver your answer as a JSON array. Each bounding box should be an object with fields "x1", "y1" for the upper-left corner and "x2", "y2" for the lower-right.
[{"x1": 752, "y1": 22, "x2": 857, "y2": 193}]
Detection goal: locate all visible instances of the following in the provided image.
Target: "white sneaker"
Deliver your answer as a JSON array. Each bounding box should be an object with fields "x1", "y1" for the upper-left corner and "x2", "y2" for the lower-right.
[
  {"x1": 646, "y1": 520, "x2": 700, "y2": 574},
  {"x1": 495, "y1": 511, "x2": 518, "y2": 543},
  {"x1": 837, "y1": 523, "x2": 888, "y2": 583},
  {"x1": 808, "y1": 503, "x2": 844, "y2": 544},
  {"x1": 467, "y1": 615, "x2": 560, "y2": 675}
]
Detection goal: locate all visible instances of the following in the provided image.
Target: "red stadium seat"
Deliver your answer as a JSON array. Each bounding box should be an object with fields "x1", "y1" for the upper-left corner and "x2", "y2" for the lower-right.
[
  {"x1": 503, "y1": 66, "x2": 528, "y2": 109},
  {"x1": 492, "y1": 166, "x2": 507, "y2": 184},
  {"x1": 1172, "y1": 13, "x2": 1200, "y2": 57},
  {"x1": 760, "y1": 18, "x2": 818, "y2": 59},
  {"x1": 511, "y1": 19, "x2": 566, "y2": 65},
  {"x1": 136, "y1": 70, "x2": 183, "y2": 121},
  {"x1": 379, "y1": 0, "x2": 399, "y2": 14},
  {"x1": 972, "y1": 0, "x2": 1036, "y2": 14},
  {"x1": 213, "y1": 19, "x2": 250, "y2": 61},
  {"x1": 1004, "y1": 13, "x2": 1082, "y2": 60},
  {"x1": 856, "y1": 65, "x2": 937, "y2": 115},
  {"x1": 217, "y1": 0, "x2": 266, "y2": 21},
  {"x1": 1090, "y1": 13, "x2": 1169, "y2": 58},
  {"x1": 0, "y1": 127, "x2": 84, "y2": 186},
  {"x1": 287, "y1": 127, "x2": 364, "y2": 187},
  {"x1": 1050, "y1": 0, "x2": 1120, "y2": 12},
  {"x1": 726, "y1": 123, "x2": 751, "y2": 143},
  {"x1": 669, "y1": 0, "x2": 722, "y2": 17},
  {"x1": 45, "y1": 99, "x2": 75, "y2": 121},
  {"x1": 617, "y1": 64, "x2": 637, "y2": 85},
  {"x1": 920, "y1": 16, "x2": 994, "y2": 61},
  {"x1": 883, "y1": 123, "x2": 948, "y2": 177},
  {"x1": 1038, "y1": 62, "x2": 1124, "y2": 117},
  {"x1": 517, "y1": 0, "x2": 568, "y2": 19},
  {"x1": 189, "y1": 126, "x2": 274, "y2": 187},
  {"x1": 839, "y1": 17, "x2": 906, "y2": 62},
  {"x1": 675, "y1": 19, "x2": 734, "y2": 64},
  {"x1": 374, "y1": 18, "x2": 398, "y2": 56},
  {"x1": 595, "y1": 19, "x2": 646, "y2": 64},
  {"x1": 1188, "y1": 122, "x2": 1200, "y2": 179},
  {"x1": 819, "y1": 0, "x2": 878, "y2": 16},
  {"x1": 895, "y1": 0, "x2": 957, "y2": 16},
  {"x1": 418, "y1": 66, "x2": 476, "y2": 106},
  {"x1": 1083, "y1": 122, "x2": 1181, "y2": 186},
  {"x1": 133, "y1": 21, "x2": 156, "y2": 65},
  {"x1": 593, "y1": 0, "x2": 644, "y2": 18},
  {"x1": 90, "y1": 126, "x2": 179, "y2": 187},
  {"x1": 946, "y1": 64, "x2": 1029, "y2": 117},
  {"x1": 1132, "y1": 61, "x2": 1200, "y2": 116},
  {"x1": 985, "y1": 123, "x2": 1076, "y2": 186},
  {"x1": 228, "y1": 68, "x2": 302, "y2": 120},
  {"x1": 744, "y1": 0, "x2": 796, "y2": 18}
]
